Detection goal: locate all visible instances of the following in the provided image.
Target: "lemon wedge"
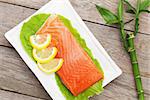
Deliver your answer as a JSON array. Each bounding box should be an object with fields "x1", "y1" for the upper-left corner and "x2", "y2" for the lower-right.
[
  {"x1": 33, "y1": 47, "x2": 58, "y2": 63},
  {"x1": 30, "y1": 34, "x2": 51, "y2": 49},
  {"x1": 37, "y1": 59, "x2": 64, "y2": 74}
]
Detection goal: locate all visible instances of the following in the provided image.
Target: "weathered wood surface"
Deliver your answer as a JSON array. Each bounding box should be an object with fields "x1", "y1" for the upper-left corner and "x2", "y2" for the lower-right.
[
  {"x1": 0, "y1": 0, "x2": 150, "y2": 34},
  {"x1": 0, "y1": 89, "x2": 45, "y2": 100},
  {"x1": 0, "y1": 0, "x2": 150, "y2": 100}
]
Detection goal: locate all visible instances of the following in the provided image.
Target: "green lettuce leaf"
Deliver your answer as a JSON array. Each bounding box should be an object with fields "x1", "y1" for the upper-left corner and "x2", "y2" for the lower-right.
[
  {"x1": 20, "y1": 14, "x2": 50, "y2": 58},
  {"x1": 20, "y1": 14, "x2": 103, "y2": 100}
]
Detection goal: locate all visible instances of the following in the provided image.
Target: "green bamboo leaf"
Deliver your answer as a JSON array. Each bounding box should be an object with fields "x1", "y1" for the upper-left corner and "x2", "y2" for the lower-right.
[
  {"x1": 96, "y1": 5, "x2": 119, "y2": 24},
  {"x1": 139, "y1": 0, "x2": 150, "y2": 11},
  {"x1": 140, "y1": 9, "x2": 150, "y2": 13},
  {"x1": 123, "y1": 0, "x2": 136, "y2": 14}
]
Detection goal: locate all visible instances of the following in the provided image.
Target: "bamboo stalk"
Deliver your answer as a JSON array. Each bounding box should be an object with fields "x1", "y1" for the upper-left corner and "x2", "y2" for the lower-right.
[
  {"x1": 119, "y1": 21, "x2": 128, "y2": 51},
  {"x1": 134, "y1": 0, "x2": 140, "y2": 36},
  {"x1": 127, "y1": 33, "x2": 144, "y2": 100},
  {"x1": 131, "y1": 1, "x2": 145, "y2": 99},
  {"x1": 134, "y1": 14, "x2": 139, "y2": 36},
  {"x1": 119, "y1": 1, "x2": 144, "y2": 99},
  {"x1": 118, "y1": 0, "x2": 128, "y2": 51}
]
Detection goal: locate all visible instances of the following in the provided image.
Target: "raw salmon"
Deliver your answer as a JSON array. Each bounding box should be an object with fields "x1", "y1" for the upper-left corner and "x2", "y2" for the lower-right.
[{"x1": 36, "y1": 15, "x2": 103, "y2": 96}]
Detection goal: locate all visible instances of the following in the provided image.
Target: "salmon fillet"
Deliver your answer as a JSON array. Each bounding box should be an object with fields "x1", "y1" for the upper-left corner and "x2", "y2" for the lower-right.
[{"x1": 37, "y1": 15, "x2": 103, "y2": 96}]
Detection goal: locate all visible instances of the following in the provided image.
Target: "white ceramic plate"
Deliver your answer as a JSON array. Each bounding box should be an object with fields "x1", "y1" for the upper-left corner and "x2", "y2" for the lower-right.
[{"x1": 5, "y1": 0, "x2": 122, "y2": 100}]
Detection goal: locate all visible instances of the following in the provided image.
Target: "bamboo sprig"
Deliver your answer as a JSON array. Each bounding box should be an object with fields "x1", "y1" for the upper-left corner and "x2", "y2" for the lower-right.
[
  {"x1": 118, "y1": 2, "x2": 144, "y2": 99},
  {"x1": 127, "y1": 33, "x2": 144, "y2": 100},
  {"x1": 95, "y1": 0, "x2": 148, "y2": 99},
  {"x1": 124, "y1": 0, "x2": 150, "y2": 36}
]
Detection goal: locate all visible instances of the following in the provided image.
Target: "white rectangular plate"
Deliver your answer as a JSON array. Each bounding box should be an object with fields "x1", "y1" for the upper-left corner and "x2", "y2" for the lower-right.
[{"x1": 5, "y1": 0, "x2": 122, "y2": 100}]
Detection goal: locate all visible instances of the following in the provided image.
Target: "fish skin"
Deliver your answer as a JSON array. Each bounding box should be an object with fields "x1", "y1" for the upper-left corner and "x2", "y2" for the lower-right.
[{"x1": 37, "y1": 15, "x2": 103, "y2": 96}]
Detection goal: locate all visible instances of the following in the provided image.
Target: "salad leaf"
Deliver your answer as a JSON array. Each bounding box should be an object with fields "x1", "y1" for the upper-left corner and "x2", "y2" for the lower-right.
[
  {"x1": 20, "y1": 14, "x2": 50, "y2": 59},
  {"x1": 96, "y1": 5, "x2": 119, "y2": 24},
  {"x1": 20, "y1": 14, "x2": 104, "y2": 100}
]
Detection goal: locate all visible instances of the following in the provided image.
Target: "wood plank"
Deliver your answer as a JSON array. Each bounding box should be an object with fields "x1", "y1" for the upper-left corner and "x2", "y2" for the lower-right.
[
  {"x1": 0, "y1": 0, "x2": 150, "y2": 34},
  {"x1": 0, "y1": 21, "x2": 150, "y2": 99},
  {"x1": 0, "y1": 46, "x2": 51, "y2": 99},
  {"x1": 0, "y1": 0, "x2": 49, "y2": 10},
  {"x1": 0, "y1": 2, "x2": 36, "y2": 47},
  {"x1": 0, "y1": 89, "x2": 46, "y2": 100}
]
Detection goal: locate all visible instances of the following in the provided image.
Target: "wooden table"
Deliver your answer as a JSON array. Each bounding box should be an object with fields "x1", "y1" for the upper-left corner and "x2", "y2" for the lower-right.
[{"x1": 0, "y1": 0, "x2": 150, "y2": 100}]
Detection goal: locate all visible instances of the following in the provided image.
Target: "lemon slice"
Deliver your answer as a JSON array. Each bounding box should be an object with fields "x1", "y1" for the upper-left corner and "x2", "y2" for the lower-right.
[
  {"x1": 33, "y1": 47, "x2": 58, "y2": 63},
  {"x1": 30, "y1": 34, "x2": 51, "y2": 49},
  {"x1": 37, "y1": 59, "x2": 64, "y2": 74}
]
